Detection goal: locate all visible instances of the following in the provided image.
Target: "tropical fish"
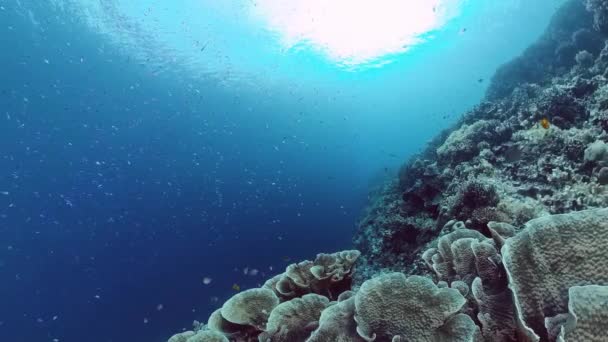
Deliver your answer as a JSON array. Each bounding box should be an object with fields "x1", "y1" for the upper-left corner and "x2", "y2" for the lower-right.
[
  {"x1": 232, "y1": 283, "x2": 241, "y2": 292},
  {"x1": 540, "y1": 117, "x2": 550, "y2": 129}
]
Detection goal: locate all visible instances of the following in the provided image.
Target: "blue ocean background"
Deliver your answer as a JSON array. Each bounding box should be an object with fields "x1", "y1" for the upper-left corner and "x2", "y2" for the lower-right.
[{"x1": 0, "y1": 0, "x2": 565, "y2": 341}]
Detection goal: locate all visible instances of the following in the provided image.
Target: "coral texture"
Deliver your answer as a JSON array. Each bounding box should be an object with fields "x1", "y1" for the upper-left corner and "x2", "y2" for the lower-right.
[
  {"x1": 307, "y1": 297, "x2": 365, "y2": 342},
  {"x1": 502, "y1": 208, "x2": 608, "y2": 341},
  {"x1": 220, "y1": 288, "x2": 279, "y2": 330},
  {"x1": 423, "y1": 222, "x2": 517, "y2": 342},
  {"x1": 272, "y1": 250, "x2": 360, "y2": 301},
  {"x1": 167, "y1": 1, "x2": 608, "y2": 341},
  {"x1": 259, "y1": 294, "x2": 330, "y2": 342},
  {"x1": 354, "y1": 273, "x2": 477, "y2": 342},
  {"x1": 167, "y1": 326, "x2": 229, "y2": 342},
  {"x1": 354, "y1": 0, "x2": 608, "y2": 284},
  {"x1": 172, "y1": 212, "x2": 608, "y2": 341},
  {"x1": 558, "y1": 285, "x2": 608, "y2": 342}
]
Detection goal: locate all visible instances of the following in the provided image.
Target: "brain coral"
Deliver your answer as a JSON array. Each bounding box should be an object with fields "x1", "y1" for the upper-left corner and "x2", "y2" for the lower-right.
[
  {"x1": 501, "y1": 208, "x2": 608, "y2": 341},
  {"x1": 354, "y1": 273, "x2": 477, "y2": 341}
]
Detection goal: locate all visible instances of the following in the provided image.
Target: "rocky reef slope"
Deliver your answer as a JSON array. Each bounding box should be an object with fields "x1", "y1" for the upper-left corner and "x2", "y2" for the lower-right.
[
  {"x1": 353, "y1": 0, "x2": 608, "y2": 282},
  {"x1": 167, "y1": 1, "x2": 608, "y2": 341}
]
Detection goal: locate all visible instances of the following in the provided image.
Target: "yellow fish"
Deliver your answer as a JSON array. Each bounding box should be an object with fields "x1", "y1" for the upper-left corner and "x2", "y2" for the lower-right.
[
  {"x1": 540, "y1": 117, "x2": 550, "y2": 129},
  {"x1": 232, "y1": 283, "x2": 241, "y2": 292}
]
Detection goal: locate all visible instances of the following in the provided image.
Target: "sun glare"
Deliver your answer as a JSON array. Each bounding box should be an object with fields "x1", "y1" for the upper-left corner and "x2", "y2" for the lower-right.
[{"x1": 252, "y1": 0, "x2": 462, "y2": 67}]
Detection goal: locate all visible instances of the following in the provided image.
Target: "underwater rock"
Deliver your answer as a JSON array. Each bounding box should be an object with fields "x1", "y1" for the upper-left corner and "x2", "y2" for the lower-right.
[
  {"x1": 586, "y1": 0, "x2": 608, "y2": 34},
  {"x1": 447, "y1": 179, "x2": 501, "y2": 234},
  {"x1": 597, "y1": 166, "x2": 608, "y2": 184},
  {"x1": 353, "y1": 183, "x2": 437, "y2": 283},
  {"x1": 575, "y1": 50, "x2": 594, "y2": 67},
  {"x1": 536, "y1": 87, "x2": 589, "y2": 128},
  {"x1": 486, "y1": 0, "x2": 599, "y2": 101},
  {"x1": 584, "y1": 139, "x2": 608, "y2": 163}
]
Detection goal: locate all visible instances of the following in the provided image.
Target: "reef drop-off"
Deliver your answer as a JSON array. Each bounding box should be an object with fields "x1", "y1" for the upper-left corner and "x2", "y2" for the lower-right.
[{"x1": 167, "y1": 0, "x2": 608, "y2": 341}]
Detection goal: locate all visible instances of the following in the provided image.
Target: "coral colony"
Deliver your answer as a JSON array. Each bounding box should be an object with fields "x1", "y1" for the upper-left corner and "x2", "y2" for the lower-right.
[{"x1": 168, "y1": 1, "x2": 608, "y2": 341}]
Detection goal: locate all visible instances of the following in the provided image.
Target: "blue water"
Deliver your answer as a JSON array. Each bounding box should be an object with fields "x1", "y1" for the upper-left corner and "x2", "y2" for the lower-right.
[{"x1": 0, "y1": 0, "x2": 565, "y2": 341}]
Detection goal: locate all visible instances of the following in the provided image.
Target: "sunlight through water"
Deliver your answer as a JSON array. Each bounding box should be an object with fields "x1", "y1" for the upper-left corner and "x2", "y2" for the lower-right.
[
  {"x1": 251, "y1": 0, "x2": 465, "y2": 67},
  {"x1": 48, "y1": 0, "x2": 470, "y2": 83}
]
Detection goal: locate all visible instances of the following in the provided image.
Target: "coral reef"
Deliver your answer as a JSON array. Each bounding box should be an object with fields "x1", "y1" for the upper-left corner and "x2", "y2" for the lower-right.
[
  {"x1": 259, "y1": 294, "x2": 330, "y2": 342},
  {"x1": 354, "y1": 273, "x2": 477, "y2": 342},
  {"x1": 502, "y1": 208, "x2": 608, "y2": 341},
  {"x1": 220, "y1": 288, "x2": 279, "y2": 330},
  {"x1": 556, "y1": 285, "x2": 608, "y2": 342},
  {"x1": 167, "y1": 1, "x2": 608, "y2": 341},
  {"x1": 486, "y1": 0, "x2": 601, "y2": 100},
  {"x1": 354, "y1": 0, "x2": 608, "y2": 282},
  {"x1": 270, "y1": 250, "x2": 360, "y2": 301},
  {"x1": 168, "y1": 208, "x2": 608, "y2": 342},
  {"x1": 586, "y1": 0, "x2": 608, "y2": 34},
  {"x1": 167, "y1": 254, "x2": 481, "y2": 342}
]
